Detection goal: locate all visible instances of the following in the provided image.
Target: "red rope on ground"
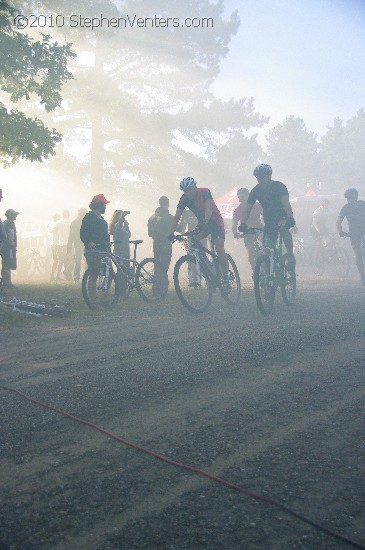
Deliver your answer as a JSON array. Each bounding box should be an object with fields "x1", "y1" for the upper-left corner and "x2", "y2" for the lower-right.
[{"x1": 1, "y1": 385, "x2": 364, "y2": 550}]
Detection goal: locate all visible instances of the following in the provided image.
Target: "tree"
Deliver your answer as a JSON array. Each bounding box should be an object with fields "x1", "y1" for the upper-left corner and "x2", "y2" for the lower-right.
[
  {"x1": 266, "y1": 116, "x2": 319, "y2": 195},
  {"x1": 320, "y1": 109, "x2": 365, "y2": 193},
  {"x1": 0, "y1": 1, "x2": 75, "y2": 165},
  {"x1": 17, "y1": 0, "x2": 267, "y2": 199}
]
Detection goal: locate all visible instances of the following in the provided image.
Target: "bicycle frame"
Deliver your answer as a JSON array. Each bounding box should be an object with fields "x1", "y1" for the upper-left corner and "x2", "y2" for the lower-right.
[
  {"x1": 180, "y1": 232, "x2": 220, "y2": 286},
  {"x1": 94, "y1": 239, "x2": 144, "y2": 291},
  {"x1": 262, "y1": 230, "x2": 285, "y2": 286}
]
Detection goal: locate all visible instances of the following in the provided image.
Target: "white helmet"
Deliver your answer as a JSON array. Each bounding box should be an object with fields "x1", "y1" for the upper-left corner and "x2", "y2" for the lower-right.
[{"x1": 180, "y1": 177, "x2": 197, "y2": 190}]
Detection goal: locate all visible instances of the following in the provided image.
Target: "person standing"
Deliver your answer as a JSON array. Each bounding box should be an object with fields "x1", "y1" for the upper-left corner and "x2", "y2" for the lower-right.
[
  {"x1": 48, "y1": 212, "x2": 61, "y2": 282},
  {"x1": 1, "y1": 209, "x2": 19, "y2": 288},
  {"x1": 109, "y1": 209, "x2": 131, "y2": 297},
  {"x1": 0, "y1": 188, "x2": 5, "y2": 244},
  {"x1": 57, "y1": 210, "x2": 72, "y2": 281},
  {"x1": 80, "y1": 194, "x2": 110, "y2": 277},
  {"x1": 148, "y1": 196, "x2": 175, "y2": 297},
  {"x1": 67, "y1": 208, "x2": 88, "y2": 283}
]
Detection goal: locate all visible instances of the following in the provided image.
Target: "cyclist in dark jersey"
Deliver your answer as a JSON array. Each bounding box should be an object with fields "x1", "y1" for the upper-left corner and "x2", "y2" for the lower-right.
[
  {"x1": 337, "y1": 188, "x2": 365, "y2": 285},
  {"x1": 170, "y1": 177, "x2": 231, "y2": 293},
  {"x1": 238, "y1": 164, "x2": 296, "y2": 272}
]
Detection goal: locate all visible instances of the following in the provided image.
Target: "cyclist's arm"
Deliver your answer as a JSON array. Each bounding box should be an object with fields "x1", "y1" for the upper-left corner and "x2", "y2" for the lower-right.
[
  {"x1": 240, "y1": 202, "x2": 253, "y2": 225},
  {"x1": 203, "y1": 198, "x2": 213, "y2": 224},
  {"x1": 312, "y1": 213, "x2": 321, "y2": 233},
  {"x1": 336, "y1": 213, "x2": 345, "y2": 233},
  {"x1": 171, "y1": 208, "x2": 184, "y2": 233},
  {"x1": 281, "y1": 195, "x2": 294, "y2": 219}
]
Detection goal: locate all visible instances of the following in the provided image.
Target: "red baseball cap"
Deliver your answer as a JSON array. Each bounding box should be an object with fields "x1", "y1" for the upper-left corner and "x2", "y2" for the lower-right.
[{"x1": 92, "y1": 194, "x2": 110, "y2": 204}]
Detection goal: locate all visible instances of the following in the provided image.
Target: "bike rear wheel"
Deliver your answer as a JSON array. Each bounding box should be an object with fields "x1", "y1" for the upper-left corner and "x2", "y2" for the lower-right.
[
  {"x1": 280, "y1": 254, "x2": 296, "y2": 305},
  {"x1": 174, "y1": 254, "x2": 213, "y2": 313},
  {"x1": 220, "y1": 253, "x2": 241, "y2": 304},
  {"x1": 136, "y1": 258, "x2": 158, "y2": 302},
  {"x1": 254, "y1": 255, "x2": 275, "y2": 315},
  {"x1": 82, "y1": 268, "x2": 120, "y2": 310}
]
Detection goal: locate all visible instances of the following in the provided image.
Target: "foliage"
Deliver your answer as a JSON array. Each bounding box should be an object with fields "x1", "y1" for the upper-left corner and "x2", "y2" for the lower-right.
[
  {"x1": 319, "y1": 109, "x2": 365, "y2": 192},
  {"x1": 16, "y1": 0, "x2": 267, "y2": 196},
  {"x1": 0, "y1": 1, "x2": 75, "y2": 165},
  {"x1": 266, "y1": 116, "x2": 319, "y2": 194}
]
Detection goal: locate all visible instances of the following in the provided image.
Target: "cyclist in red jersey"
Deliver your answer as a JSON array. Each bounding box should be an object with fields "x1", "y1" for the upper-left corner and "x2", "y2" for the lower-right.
[{"x1": 170, "y1": 177, "x2": 231, "y2": 293}]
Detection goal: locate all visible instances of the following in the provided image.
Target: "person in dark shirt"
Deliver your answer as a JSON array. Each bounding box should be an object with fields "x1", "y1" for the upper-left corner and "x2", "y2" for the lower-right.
[
  {"x1": 170, "y1": 177, "x2": 231, "y2": 293},
  {"x1": 80, "y1": 194, "x2": 110, "y2": 276},
  {"x1": 238, "y1": 164, "x2": 296, "y2": 272},
  {"x1": 337, "y1": 188, "x2": 365, "y2": 285}
]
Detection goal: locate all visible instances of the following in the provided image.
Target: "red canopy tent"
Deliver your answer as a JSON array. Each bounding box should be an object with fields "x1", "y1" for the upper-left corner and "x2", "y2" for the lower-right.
[{"x1": 215, "y1": 187, "x2": 240, "y2": 219}]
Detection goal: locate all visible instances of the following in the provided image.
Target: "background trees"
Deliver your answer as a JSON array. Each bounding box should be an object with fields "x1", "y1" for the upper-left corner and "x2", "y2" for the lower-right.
[{"x1": 0, "y1": 1, "x2": 75, "y2": 165}]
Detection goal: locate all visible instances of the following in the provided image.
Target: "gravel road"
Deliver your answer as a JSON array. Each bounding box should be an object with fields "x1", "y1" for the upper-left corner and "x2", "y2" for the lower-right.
[{"x1": 0, "y1": 279, "x2": 364, "y2": 550}]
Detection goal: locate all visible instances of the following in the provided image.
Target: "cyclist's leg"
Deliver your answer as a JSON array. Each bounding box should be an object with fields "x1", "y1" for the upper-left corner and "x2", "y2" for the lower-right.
[
  {"x1": 282, "y1": 228, "x2": 296, "y2": 272},
  {"x1": 243, "y1": 233, "x2": 256, "y2": 272},
  {"x1": 351, "y1": 237, "x2": 365, "y2": 283},
  {"x1": 212, "y1": 227, "x2": 231, "y2": 294}
]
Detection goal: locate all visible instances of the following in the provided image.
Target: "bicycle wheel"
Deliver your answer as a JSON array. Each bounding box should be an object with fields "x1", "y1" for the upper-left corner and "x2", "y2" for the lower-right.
[
  {"x1": 334, "y1": 246, "x2": 350, "y2": 278},
  {"x1": 280, "y1": 254, "x2": 296, "y2": 305},
  {"x1": 82, "y1": 268, "x2": 120, "y2": 310},
  {"x1": 136, "y1": 258, "x2": 158, "y2": 302},
  {"x1": 174, "y1": 254, "x2": 213, "y2": 313},
  {"x1": 254, "y1": 255, "x2": 275, "y2": 315},
  {"x1": 220, "y1": 253, "x2": 241, "y2": 305}
]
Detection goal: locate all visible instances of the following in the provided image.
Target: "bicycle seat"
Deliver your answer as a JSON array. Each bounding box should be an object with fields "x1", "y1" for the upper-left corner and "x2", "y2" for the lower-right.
[{"x1": 129, "y1": 239, "x2": 143, "y2": 245}]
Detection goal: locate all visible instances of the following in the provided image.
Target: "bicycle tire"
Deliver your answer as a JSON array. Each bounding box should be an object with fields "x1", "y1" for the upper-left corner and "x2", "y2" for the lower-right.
[
  {"x1": 174, "y1": 254, "x2": 213, "y2": 313},
  {"x1": 220, "y1": 253, "x2": 241, "y2": 305},
  {"x1": 280, "y1": 254, "x2": 297, "y2": 306},
  {"x1": 254, "y1": 255, "x2": 275, "y2": 316},
  {"x1": 135, "y1": 258, "x2": 158, "y2": 302},
  {"x1": 334, "y1": 246, "x2": 350, "y2": 278},
  {"x1": 82, "y1": 268, "x2": 120, "y2": 310}
]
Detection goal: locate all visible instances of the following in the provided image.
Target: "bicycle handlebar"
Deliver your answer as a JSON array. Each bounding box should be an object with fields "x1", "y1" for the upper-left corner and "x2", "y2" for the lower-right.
[{"x1": 169, "y1": 228, "x2": 200, "y2": 243}]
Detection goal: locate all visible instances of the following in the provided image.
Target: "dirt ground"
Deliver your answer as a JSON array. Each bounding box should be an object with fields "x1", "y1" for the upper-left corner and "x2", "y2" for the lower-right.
[{"x1": 0, "y1": 278, "x2": 364, "y2": 550}]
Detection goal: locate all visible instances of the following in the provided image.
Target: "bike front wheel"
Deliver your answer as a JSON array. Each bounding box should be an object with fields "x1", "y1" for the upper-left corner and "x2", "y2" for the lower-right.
[
  {"x1": 82, "y1": 268, "x2": 120, "y2": 310},
  {"x1": 136, "y1": 258, "x2": 158, "y2": 302},
  {"x1": 280, "y1": 254, "x2": 296, "y2": 306},
  {"x1": 220, "y1": 253, "x2": 241, "y2": 305},
  {"x1": 174, "y1": 254, "x2": 213, "y2": 313},
  {"x1": 254, "y1": 255, "x2": 275, "y2": 315}
]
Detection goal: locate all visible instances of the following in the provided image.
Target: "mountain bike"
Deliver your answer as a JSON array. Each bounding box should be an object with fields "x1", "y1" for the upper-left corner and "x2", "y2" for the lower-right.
[
  {"x1": 170, "y1": 230, "x2": 241, "y2": 313},
  {"x1": 244, "y1": 226, "x2": 296, "y2": 316},
  {"x1": 21, "y1": 247, "x2": 47, "y2": 277},
  {"x1": 82, "y1": 240, "x2": 157, "y2": 310},
  {"x1": 312, "y1": 234, "x2": 350, "y2": 278}
]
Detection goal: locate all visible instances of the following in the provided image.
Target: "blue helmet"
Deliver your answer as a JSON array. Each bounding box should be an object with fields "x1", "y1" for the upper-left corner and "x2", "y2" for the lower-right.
[
  {"x1": 253, "y1": 163, "x2": 272, "y2": 177},
  {"x1": 180, "y1": 177, "x2": 197, "y2": 190}
]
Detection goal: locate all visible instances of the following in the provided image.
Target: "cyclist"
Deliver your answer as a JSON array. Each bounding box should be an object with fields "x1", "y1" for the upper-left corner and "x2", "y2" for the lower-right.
[
  {"x1": 337, "y1": 188, "x2": 365, "y2": 285},
  {"x1": 170, "y1": 177, "x2": 231, "y2": 293},
  {"x1": 238, "y1": 164, "x2": 296, "y2": 273},
  {"x1": 311, "y1": 198, "x2": 331, "y2": 270},
  {"x1": 232, "y1": 187, "x2": 263, "y2": 272}
]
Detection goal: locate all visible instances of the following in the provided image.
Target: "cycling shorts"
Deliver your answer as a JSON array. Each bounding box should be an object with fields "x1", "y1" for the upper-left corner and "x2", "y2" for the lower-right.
[{"x1": 201, "y1": 219, "x2": 225, "y2": 241}]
